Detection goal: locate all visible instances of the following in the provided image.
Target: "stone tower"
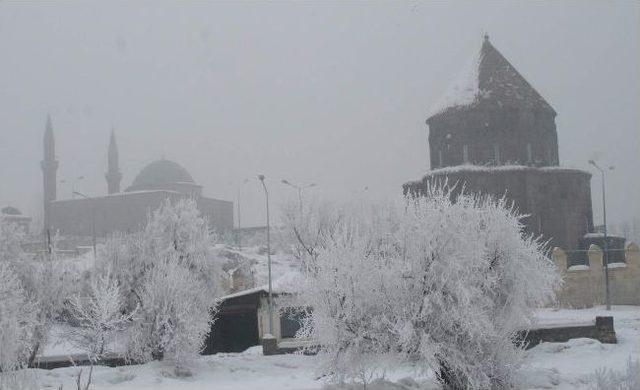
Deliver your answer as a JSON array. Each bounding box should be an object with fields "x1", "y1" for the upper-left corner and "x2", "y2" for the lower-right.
[
  {"x1": 405, "y1": 35, "x2": 594, "y2": 258},
  {"x1": 427, "y1": 34, "x2": 559, "y2": 169},
  {"x1": 105, "y1": 130, "x2": 122, "y2": 194},
  {"x1": 41, "y1": 114, "x2": 58, "y2": 230}
]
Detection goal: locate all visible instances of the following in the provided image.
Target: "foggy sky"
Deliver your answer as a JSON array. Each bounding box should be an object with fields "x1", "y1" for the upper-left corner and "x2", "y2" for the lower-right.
[{"x1": 0, "y1": 1, "x2": 638, "y2": 228}]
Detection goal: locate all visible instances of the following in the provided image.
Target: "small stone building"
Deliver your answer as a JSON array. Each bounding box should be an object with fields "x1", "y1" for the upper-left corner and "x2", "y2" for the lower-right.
[
  {"x1": 404, "y1": 35, "x2": 594, "y2": 257},
  {"x1": 203, "y1": 285, "x2": 308, "y2": 354}
]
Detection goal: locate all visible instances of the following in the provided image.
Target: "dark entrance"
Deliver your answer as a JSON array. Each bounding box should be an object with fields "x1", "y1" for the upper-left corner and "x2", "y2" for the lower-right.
[{"x1": 202, "y1": 291, "x2": 263, "y2": 354}]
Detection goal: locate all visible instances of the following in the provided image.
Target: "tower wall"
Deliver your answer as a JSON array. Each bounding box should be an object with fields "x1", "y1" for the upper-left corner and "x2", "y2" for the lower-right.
[
  {"x1": 404, "y1": 167, "x2": 593, "y2": 256},
  {"x1": 427, "y1": 105, "x2": 558, "y2": 169}
]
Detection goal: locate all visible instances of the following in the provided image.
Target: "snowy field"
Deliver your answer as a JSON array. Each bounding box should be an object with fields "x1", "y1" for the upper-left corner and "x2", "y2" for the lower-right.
[{"x1": 25, "y1": 305, "x2": 639, "y2": 390}]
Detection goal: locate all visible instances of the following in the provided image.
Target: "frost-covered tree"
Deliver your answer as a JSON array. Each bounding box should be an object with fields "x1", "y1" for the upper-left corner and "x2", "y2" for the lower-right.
[
  {"x1": 126, "y1": 255, "x2": 214, "y2": 365},
  {"x1": 65, "y1": 271, "x2": 134, "y2": 390},
  {"x1": 95, "y1": 199, "x2": 224, "y2": 365},
  {"x1": 95, "y1": 232, "x2": 145, "y2": 311},
  {"x1": 97, "y1": 199, "x2": 226, "y2": 310},
  {"x1": 294, "y1": 190, "x2": 560, "y2": 389},
  {"x1": 66, "y1": 271, "x2": 134, "y2": 361},
  {"x1": 0, "y1": 216, "x2": 25, "y2": 263},
  {"x1": 0, "y1": 218, "x2": 70, "y2": 366},
  {"x1": 0, "y1": 262, "x2": 38, "y2": 373}
]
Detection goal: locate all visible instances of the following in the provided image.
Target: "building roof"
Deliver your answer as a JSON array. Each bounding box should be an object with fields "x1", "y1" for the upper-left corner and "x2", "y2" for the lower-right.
[
  {"x1": 126, "y1": 159, "x2": 194, "y2": 192},
  {"x1": 428, "y1": 35, "x2": 555, "y2": 120}
]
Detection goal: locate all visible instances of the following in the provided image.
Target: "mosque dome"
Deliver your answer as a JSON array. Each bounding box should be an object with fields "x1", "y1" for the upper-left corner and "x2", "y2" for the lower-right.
[{"x1": 126, "y1": 159, "x2": 195, "y2": 192}]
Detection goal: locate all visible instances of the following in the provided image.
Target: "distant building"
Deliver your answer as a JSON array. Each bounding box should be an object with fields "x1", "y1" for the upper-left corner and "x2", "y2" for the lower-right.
[
  {"x1": 404, "y1": 35, "x2": 596, "y2": 259},
  {"x1": 1, "y1": 206, "x2": 31, "y2": 232},
  {"x1": 41, "y1": 118, "x2": 233, "y2": 237}
]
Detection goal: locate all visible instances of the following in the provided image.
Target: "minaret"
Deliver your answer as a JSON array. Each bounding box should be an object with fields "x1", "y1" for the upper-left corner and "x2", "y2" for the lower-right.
[
  {"x1": 105, "y1": 129, "x2": 122, "y2": 194},
  {"x1": 41, "y1": 114, "x2": 59, "y2": 230}
]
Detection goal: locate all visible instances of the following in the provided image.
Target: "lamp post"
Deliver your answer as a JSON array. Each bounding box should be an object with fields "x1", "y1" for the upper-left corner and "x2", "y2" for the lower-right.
[
  {"x1": 588, "y1": 160, "x2": 614, "y2": 310},
  {"x1": 258, "y1": 175, "x2": 274, "y2": 335},
  {"x1": 281, "y1": 179, "x2": 316, "y2": 216},
  {"x1": 73, "y1": 191, "x2": 96, "y2": 260}
]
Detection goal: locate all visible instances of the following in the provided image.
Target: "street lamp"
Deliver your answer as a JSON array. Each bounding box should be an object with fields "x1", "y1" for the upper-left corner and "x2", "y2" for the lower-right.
[
  {"x1": 281, "y1": 179, "x2": 316, "y2": 216},
  {"x1": 258, "y1": 175, "x2": 274, "y2": 335},
  {"x1": 588, "y1": 160, "x2": 615, "y2": 310},
  {"x1": 73, "y1": 191, "x2": 96, "y2": 260}
]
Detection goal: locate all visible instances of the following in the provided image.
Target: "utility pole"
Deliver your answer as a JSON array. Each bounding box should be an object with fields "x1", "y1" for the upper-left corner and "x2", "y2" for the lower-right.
[
  {"x1": 588, "y1": 160, "x2": 614, "y2": 311},
  {"x1": 258, "y1": 175, "x2": 274, "y2": 335}
]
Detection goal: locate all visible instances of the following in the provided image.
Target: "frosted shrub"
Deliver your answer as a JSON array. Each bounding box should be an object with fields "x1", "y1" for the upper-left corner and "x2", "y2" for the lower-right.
[
  {"x1": 0, "y1": 217, "x2": 25, "y2": 262},
  {"x1": 95, "y1": 199, "x2": 225, "y2": 366},
  {"x1": 0, "y1": 262, "x2": 37, "y2": 372},
  {"x1": 66, "y1": 271, "x2": 134, "y2": 361},
  {"x1": 294, "y1": 190, "x2": 560, "y2": 389},
  {"x1": 0, "y1": 219, "x2": 67, "y2": 365},
  {"x1": 126, "y1": 255, "x2": 214, "y2": 365},
  {"x1": 66, "y1": 272, "x2": 134, "y2": 390},
  {"x1": 587, "y1": 359, "x2": 640, "y2": 390}
]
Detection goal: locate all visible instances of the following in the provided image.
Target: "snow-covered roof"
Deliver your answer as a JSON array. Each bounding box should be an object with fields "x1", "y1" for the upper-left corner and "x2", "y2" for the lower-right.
[
  {"x1": 403, "y1": 164, "x2": 590, "y2": 187},
  {"x1": 218, "y1": 269, "x2": 302, "y2": 302},
  {"x1": 51, "y1": 190, "x2": 183, "y2": 203},
  {"x1": 428, "y1": 35, "x2": 555, "y2": 120}
]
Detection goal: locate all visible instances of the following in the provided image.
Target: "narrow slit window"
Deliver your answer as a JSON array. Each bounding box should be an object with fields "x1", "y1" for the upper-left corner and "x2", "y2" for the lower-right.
[{"x1": 463, "y1": 144, "x2": 469, "y2": 164}]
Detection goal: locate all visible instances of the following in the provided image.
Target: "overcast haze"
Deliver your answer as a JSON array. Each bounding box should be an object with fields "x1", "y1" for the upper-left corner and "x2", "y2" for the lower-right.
[{"x1": 0, "y1": 1, "x2": 638, "y2": 227}]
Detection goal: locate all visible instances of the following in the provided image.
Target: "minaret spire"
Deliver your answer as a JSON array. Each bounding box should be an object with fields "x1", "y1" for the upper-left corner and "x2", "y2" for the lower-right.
[
  {"x1": 41, "y1": 114, "x2": 59, "y2": 231},
  {"x1": 105, "y1": 128, "x2": 122, "y2": 194}
]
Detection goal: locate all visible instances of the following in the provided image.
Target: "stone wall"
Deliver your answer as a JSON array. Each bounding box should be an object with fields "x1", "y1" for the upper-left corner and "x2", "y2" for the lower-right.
[
  {"x1": 50, "y1": 190, "x2": 233, "y2": 237},
  {"x1": 553, "y1": 242, "x2": 640, "y2": 308},
  {"x1": 403, "y1": 166, "x2": 593, "y2": 253},
  {"x1": 427, "y1": 105, "x2": 559, "y2": 169}
]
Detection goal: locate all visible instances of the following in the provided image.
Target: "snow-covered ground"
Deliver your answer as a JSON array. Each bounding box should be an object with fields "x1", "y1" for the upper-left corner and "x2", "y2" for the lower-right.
[
  {"x1": 28, "y1": 305, "x2": 639, "y2": 390},
  {"x1": 520, "y1": 305, "x2": 640, "y2": 389}
]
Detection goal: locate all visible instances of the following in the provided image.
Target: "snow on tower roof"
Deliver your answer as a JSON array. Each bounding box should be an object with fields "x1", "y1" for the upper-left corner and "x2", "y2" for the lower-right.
[{"x1": 427, "y1": 34, "x2": 555, "y2": 120}]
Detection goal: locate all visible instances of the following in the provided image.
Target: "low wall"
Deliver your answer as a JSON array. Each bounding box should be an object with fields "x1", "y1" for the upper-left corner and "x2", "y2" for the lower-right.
[
  {"x1": 552, "y1": 242, "x2": 640, "y2": 308},
  {"x1": 524, "y1": 316, "x2": 616, "y2": 348}
]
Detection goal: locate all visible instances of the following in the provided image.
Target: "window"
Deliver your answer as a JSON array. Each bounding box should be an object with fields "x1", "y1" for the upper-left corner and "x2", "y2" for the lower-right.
[
  {"x1": 493, "y1": 144, "x2": 501, "y2": 165},
  {"x1": 526, "y1": 143, "x2": 533, "y2": 164},
  {"x1": 280, "y1": 309, "x2": 308, "y2": 339},
  {"x1": 438, "y1": 150, "x2": 443, "y2": 168},
  {"x1": 463, "y1": 145, "x2": 469, "y2": 163}
]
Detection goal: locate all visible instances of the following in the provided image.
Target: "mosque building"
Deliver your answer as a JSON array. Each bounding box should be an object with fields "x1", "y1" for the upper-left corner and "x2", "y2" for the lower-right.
[{"x1": 41, "y1": 116, "x2": 233, "y2": 237}]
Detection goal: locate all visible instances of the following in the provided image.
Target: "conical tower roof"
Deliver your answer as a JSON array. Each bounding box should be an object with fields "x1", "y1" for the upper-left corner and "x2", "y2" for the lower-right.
[{"x1": 428, "y1": 35, "x2": 555, "y2": 121}]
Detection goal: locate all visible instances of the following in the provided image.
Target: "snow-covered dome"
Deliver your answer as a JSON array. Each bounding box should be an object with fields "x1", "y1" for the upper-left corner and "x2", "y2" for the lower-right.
[{"x1": 126, "y1": 159, "x2": 195, "y2": 192}]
